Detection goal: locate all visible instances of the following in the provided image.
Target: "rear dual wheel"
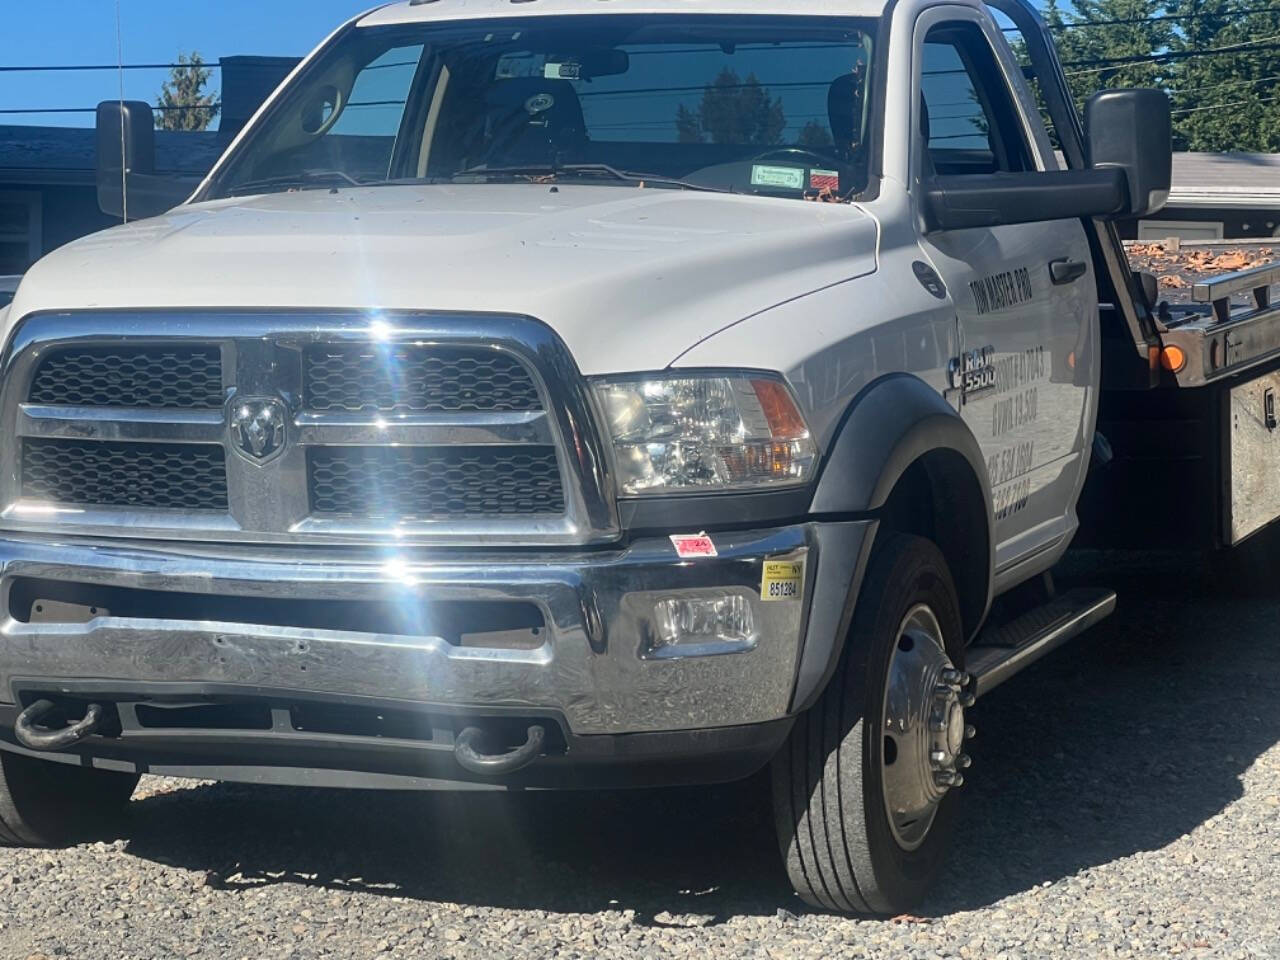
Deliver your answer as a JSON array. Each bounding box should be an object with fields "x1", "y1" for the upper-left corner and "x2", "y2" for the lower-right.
[{"x1": 771, "y1": 533, "x2": 973, "y2": 914}]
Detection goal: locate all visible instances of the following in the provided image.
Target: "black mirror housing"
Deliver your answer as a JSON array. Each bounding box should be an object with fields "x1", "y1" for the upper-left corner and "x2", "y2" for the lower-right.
[
  {"x1": 923, "y1": 168, "x2": 1129, "y2": 231},
  {"x1": 1085, "y1": 88, "x2": 1172, "y2": 219},
  {"x1": 95, "y1": 100, "x2": 192, "y2": 220}
]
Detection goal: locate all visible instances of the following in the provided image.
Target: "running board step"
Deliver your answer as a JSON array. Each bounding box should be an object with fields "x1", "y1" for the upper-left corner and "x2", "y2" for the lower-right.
[{"x1": 968, "y1": 588, "x2": 1116, "y2": 697}]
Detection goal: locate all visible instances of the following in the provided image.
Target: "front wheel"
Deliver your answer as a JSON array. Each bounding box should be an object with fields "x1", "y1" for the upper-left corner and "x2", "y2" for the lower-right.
[
  {"x1": 0, "y1": 749, "x2": 139, "y2": 847},
  {"x1": 771, "y1": 533, "x2": 973, "y2": 914}
]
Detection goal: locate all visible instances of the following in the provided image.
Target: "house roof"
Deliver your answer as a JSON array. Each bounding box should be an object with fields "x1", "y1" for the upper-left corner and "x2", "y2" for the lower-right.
[
  {"x1": 0, "y1": 124, "x2": 224, "y2": 187},
  {"x1": 1168, "y1": 152, "x2": 1280, "y2": 209}
]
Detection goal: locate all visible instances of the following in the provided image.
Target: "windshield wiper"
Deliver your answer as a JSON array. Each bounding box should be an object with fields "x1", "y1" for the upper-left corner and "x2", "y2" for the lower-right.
[
  {"x1": 227, "y1": 169, "x2": 367, "y2": 196},
  {"x1": 452, "y1": 163, "x2": 731, "y2": 194}
]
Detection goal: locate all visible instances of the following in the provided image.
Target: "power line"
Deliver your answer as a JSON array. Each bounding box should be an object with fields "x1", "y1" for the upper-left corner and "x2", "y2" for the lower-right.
[
  {"x1": 1001, "y1": 4, "x2": 1280, "y2": 30},
  {"x1": 1064, "y1": 34, "x2": 1280, "y2": 74},
  {"x1": 1171, "y1": 91, "x2": 1280, "y2": 113},
  {"x1": 1168, "y1": 71, "x2": 1280, "y2": 95},
  {"x1": 0, "y1": 61, "x2": 222, "y2": 73},
  {"x1": 0, "y1": 104, "x2": 221, "y2": 115}
]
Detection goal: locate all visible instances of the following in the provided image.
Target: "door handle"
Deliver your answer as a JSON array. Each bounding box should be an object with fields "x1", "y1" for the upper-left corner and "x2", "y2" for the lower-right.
[{"x1": 1049, "y1": 258, "x2": 1088, "y2": 285}]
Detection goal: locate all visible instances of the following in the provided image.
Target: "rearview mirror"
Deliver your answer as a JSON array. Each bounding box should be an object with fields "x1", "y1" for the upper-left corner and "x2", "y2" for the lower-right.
[
  {"x1": 96, "y1": 100, "x2": 196, "y2": 220},
  {"x1": 543, "y1": 49, "x2": 630, "y2": 80},
  {"x1": 1085, "y1": 88, "x2": 1172, "y2": 219}
]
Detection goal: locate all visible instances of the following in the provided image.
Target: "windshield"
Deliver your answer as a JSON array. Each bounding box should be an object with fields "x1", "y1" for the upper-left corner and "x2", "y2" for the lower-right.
[{"x1": 204, "y1": 15, "x2": 876, "y2": 201}]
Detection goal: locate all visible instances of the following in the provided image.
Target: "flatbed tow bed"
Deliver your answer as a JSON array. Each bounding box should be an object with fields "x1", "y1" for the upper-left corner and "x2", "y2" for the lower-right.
[{"x1": 1124, "y1": 242, "x2": 1280, "y2": 387}]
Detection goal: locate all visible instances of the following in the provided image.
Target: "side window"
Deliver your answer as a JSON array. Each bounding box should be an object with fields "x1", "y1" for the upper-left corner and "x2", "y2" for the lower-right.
[
  {"x1": 281, "y1": 44, "x2": 426, "y2": 182},
  {"x1": 920, "y1": 24, "x2": 1032, "y2": 176}
]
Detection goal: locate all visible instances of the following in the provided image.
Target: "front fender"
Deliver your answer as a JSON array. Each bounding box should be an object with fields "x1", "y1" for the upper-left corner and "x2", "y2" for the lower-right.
[
  {"x1": 791, "y1": 374, "x2": 995, "y2": 712},
  {"x1": 811, "y1": 372, "x2": 990, "y2": 518}
]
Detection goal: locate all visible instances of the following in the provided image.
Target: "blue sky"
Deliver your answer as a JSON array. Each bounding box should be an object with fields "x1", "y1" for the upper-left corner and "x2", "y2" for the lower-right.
[{"x1": 2, "y1": 1, "x2": 378, "y2": 127}]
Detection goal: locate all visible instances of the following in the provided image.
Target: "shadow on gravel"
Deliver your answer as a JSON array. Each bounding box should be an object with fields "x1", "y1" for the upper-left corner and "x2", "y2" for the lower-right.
[
  {"x1": 118, "y1": 549, "x2": 1280, "y2": 919},
  {"x1": 123, "y1": 774, "x2": 791, "y2": 922}
]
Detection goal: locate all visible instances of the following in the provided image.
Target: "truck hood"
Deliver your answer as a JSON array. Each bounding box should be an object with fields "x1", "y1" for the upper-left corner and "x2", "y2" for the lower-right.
[{"x1": 10, "y1": 184, "x2": 878, "y2": 374}]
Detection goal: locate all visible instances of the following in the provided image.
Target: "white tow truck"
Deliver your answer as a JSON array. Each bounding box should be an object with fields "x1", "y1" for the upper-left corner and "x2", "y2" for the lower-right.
[{"x1": 0, "y1": 0, "x2": 1275, "y2": 915}]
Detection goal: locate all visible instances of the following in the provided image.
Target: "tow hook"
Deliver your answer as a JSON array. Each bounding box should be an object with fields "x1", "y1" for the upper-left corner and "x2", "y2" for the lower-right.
[
  {"x1": 13, "y1": 699, "x2": 106, "y2": 751},
  {"x1": 454, "y1": 723, "x2": 546, "y2": 776}
]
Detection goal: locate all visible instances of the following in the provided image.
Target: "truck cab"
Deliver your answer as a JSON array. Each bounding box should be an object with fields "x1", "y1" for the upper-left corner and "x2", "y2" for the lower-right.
[{"x1": 0, "y1": 0, "x2": 1215, "y2": 914}]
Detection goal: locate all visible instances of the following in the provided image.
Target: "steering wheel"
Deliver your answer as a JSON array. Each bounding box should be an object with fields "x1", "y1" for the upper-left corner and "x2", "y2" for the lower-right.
[{"x1": 751, "y1": 147, "x2": 846, "y2": 170}]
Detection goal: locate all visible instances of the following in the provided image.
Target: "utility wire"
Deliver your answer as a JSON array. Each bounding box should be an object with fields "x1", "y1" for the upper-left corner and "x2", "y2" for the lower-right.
[
  {"x1": 0, "y1": 62, "x2": 222, "y2": 73},
  {"x1": 1172, "y1": 91, "x2": 1280, "y2": 112},
  {"x1": 0, "y1": 104, "x2": 223, "y2": 115},
  {"x1": 1064, "y1": 34, "x2": 1280, "y2": 74},
  {"x1": 1168, "y1": 71, "x2": 1280, "y2": 95},
  {"x1": 1000, "y1": 4, "x2": 1280, "y2": 30}
]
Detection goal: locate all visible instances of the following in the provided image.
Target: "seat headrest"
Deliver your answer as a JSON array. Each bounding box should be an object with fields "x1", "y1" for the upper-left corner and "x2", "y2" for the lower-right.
[
  {"x1": 485, "y1": 77, "x2": 586, "y2": 133},
  {"x1": 828, "y1": 73, "x2": 862, "y2": 151}
]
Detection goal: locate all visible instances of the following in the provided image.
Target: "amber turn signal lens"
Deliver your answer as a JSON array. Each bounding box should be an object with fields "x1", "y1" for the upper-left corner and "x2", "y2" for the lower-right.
[
  {"x1": 750, "y1": 378, "x2": 809, "y2": 440},
  {"x1": 1160, "y1": 345, "x2": 1187, "y2": 373}
]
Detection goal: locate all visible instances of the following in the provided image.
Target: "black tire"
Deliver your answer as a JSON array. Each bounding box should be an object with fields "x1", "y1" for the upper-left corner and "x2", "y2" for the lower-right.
[
  {"x1": 0, "y1": 749, "x2": 139, "y2": 847},
  {"x1": 771, "y1": 533, "x2": 965, "y2": 914}
]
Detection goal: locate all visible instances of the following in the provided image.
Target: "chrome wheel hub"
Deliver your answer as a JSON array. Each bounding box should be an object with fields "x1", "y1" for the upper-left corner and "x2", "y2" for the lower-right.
[{"x1": 880, "y1": 604, "x2": 975, "y2": 851}]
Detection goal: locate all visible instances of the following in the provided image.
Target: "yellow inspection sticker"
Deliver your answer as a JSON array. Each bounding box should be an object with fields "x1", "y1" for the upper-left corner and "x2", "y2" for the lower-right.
[{"x1": 761, "y1": 560, "x2": 804, "y2": 602}]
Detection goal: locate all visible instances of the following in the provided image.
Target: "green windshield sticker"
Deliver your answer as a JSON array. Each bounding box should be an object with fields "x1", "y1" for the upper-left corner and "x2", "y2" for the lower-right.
[{"x1": 750, "y1": 165, "x2": 806, "y2": 190}]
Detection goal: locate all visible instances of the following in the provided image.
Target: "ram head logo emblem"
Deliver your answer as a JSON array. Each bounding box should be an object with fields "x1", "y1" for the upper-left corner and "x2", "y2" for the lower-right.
[{"x1": 228, "y1": 396, "x2": 288, "y2": 464}]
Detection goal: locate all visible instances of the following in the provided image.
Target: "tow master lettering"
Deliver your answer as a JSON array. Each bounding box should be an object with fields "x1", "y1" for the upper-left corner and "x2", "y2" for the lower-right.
[{"x1": 970, "y1": 266, "x2": 1033, "y2": 315}]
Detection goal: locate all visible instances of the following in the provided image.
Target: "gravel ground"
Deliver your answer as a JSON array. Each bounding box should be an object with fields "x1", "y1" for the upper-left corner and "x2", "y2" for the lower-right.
[{"x1": 0, "y1": 550, "x2": 1278, "y2": 959}]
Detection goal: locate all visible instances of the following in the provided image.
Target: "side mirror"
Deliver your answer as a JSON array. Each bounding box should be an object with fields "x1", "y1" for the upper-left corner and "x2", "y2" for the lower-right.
[
  {"x1": 96, "y1": 100, "x2": 194, "y2": 219},
  {"x1": 922, "y1": 86, "x2": 1172, "y2": 233},
  {"x1": 922, "y1": 168, "x2": 1128, "y2": 232},
  {"x1": 1085, "y1": 88, "x2": 1171, "y2": 219}
]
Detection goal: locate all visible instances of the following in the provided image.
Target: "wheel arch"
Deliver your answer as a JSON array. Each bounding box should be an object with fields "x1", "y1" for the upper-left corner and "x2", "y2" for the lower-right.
[{"x1": 792, "y1": 373, "x2": 994, "y2": 712}]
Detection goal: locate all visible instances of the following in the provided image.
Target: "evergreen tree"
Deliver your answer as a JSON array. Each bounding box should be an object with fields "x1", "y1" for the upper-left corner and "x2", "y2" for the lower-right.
[
  {"x1": 674, "y1": 69, "x2": 785, "y2": 145},
  {"x1": 1049, "y1": 0, "x2": 1280, "y2": 150},
  {"x1": 798, "y1": 120, "x2": 836, "y2": 149},
  {"x1": 155, "y1": 52, "x2": 220, "y2": 132},
  {"x1": 1046, "y1": 0, "x2": 1175, "y2": 113},
  {"x1": 1167, "y1": 0, "x2": 1280, "y2": 150}
]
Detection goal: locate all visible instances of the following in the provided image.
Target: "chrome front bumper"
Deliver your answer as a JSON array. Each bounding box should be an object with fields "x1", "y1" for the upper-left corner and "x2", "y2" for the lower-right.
[{"x1": 0, "y1": 526, "x2": 816, "y2": 736}]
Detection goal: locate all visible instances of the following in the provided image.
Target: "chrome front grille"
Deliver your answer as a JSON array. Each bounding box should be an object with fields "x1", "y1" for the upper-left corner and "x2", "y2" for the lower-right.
[
  {"x1": 0, "y1": 313, "x2": 617, "y2": 545},
  {"x1": 21, "y1": 438, "x2": 229, "y2": 510},
  {"x1": 308, "y1": 446, "x2": 564, "y2": 519},
  {"x1": 303, "y1": 344, "x2": 542, "y2": 414},
  {"x1": 28, "y1": 345, "x2": 224, "y2": 409}
]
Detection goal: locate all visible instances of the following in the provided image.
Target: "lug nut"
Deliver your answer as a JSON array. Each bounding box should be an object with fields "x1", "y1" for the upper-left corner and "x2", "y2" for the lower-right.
[
  {"x1": 934, "y1": 769, "x2": 964, "y2": 788},
  {"x1": 965, "y1": 724, "x2": 976, "y2": 740},
  {"x1": 958, "y1": 691, "x2": 976, "y2": 707},
  {"x1": 940, "y1": 668, "x2": 970, "y2": 687},
  {"x1": 956, "y1": 753, "x2": 972, "y2": 769},
  {"x1": 930, "y1": 750, "x2": 948, "y2": 767}
]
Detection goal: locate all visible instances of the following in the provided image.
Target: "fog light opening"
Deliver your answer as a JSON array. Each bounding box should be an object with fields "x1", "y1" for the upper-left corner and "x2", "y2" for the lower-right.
[{"x1": 649, "y1": 593, "x2": 756, "y2": 657}]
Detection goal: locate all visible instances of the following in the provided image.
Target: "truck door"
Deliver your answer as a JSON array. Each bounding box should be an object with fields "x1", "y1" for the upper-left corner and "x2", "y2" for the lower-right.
[{"x1": 913, "y1": 11, "x2": 1097, "y2": 577}]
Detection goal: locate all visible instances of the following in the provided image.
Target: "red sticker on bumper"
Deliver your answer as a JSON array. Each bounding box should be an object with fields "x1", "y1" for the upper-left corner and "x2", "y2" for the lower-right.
[{"x1": 670, "y1": 533, "x2": 718, "y2": 558}]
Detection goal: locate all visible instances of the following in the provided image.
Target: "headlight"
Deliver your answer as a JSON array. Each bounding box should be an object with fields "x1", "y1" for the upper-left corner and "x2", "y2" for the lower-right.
[{"x1": 592, "y1": 374, "x2": 817, "y2": 496}]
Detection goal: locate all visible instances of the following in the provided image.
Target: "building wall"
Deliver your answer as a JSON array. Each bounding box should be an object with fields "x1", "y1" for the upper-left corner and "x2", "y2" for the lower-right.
[
  {"x1": 0, "y1": 184, "x2": 116, "y2": 274},
  {"x1": 39, "y1": 184, "x2": 117, "y2": 256},
  {"x1": 1119, "y1": 207, "x2": 1280, "y2": 242}
]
